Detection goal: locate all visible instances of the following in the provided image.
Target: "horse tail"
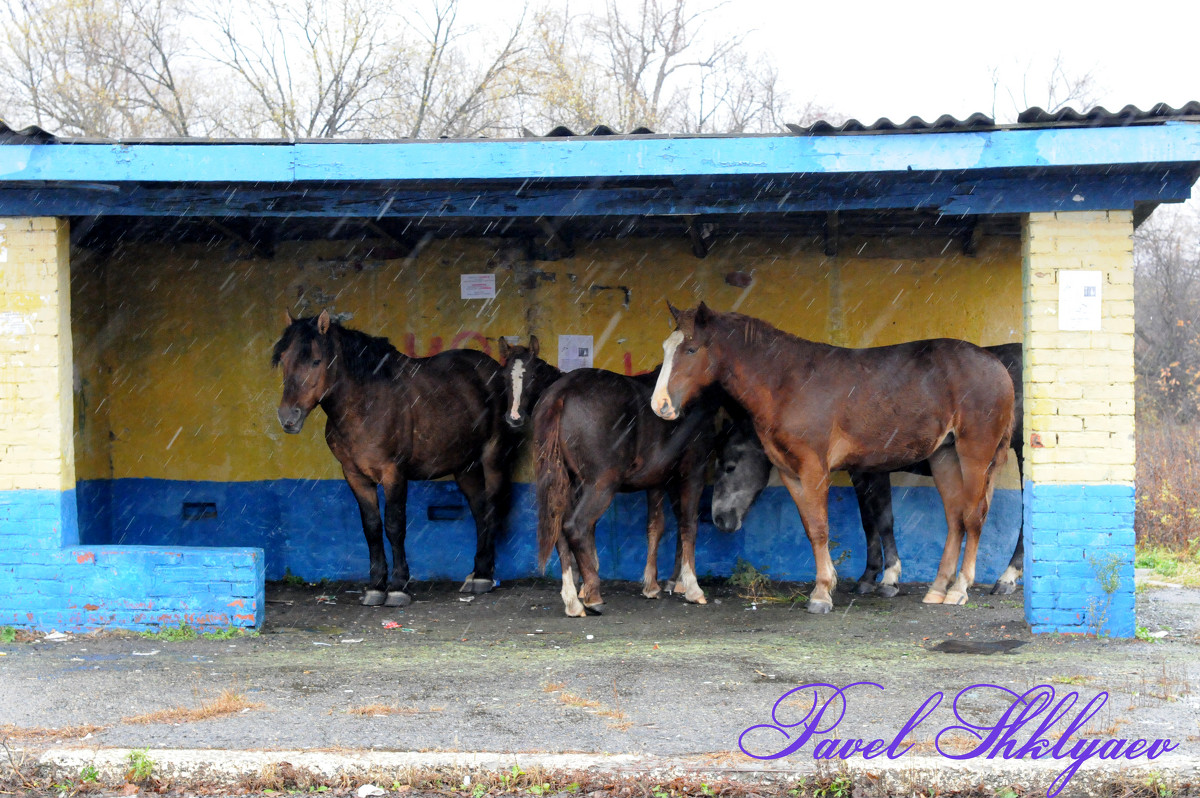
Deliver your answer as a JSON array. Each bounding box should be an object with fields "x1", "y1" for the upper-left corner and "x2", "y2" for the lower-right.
[
  {"x1": 534, "y1": 392, "x2": 571, "y2": 573},
  {"x1": 975, "y1": 373, "x2": 1016, "y2": 524}
]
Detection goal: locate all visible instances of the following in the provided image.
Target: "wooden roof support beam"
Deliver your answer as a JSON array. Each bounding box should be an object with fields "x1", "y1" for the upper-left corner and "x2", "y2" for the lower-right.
[
  {"x1": 823, "y1": 212, "x2": 839, "y2": 257},
  {"x1": 365, "y1": 219, "x2": 423, "y2": 256},
  {"x1": 533, "y1": 217, "x2": 574, "y2": 260},
  {"x1": 963, "y1": 220, "x2": 983, "y2": 256},
  {"x1": 206, "y1": 218, "x2": 275, "y2": 259},
  {"x1": 686, "y1": 216, "x2": 713, "y2": 258}
]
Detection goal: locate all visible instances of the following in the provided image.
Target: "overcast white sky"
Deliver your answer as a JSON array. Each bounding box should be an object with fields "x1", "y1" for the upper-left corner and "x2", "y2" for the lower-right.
[
  {"x1": 736, "y1": 0, "x2": 1198, "y2": 123},
  {"x1": 475, "y1": 0, "x2": 1197, "y2": 125}
]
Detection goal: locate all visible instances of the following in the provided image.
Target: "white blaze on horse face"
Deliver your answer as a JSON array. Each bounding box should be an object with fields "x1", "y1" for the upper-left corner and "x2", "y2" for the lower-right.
[
  {"x1": 652, "y1": 331, "x2": 684, "y2": 419},
  {"x1": 509, "y1": 360, "x2": 526, "y2": 421}
]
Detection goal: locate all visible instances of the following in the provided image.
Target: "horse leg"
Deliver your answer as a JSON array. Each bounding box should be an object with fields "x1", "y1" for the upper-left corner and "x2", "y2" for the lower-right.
[
  {"x1": 992, "y1": 531, "x2": 1023, "y2": 595},
  {"x1": 565, "y1": 476, "x2": 618, "y2": 615},
  {"x1": 665, "y1": 517, "x2": 684, "y2": 595},
  {"x1": 849, "y1": 471, "x2": 902, "y2": 597},
  {"x1": 455, "y1": 464, "x2": 497, "y2": 594},
  {"x1": 344, "y1": 468, "x2": 388, "y2": 607},
  {"x1": 992, "y1": 445, "x2": 1024, "y2": 595},
  {"x1": 381, "y1": 473, "x2": 412, "y2": 607},
  {"x1": 926, "y1": 447, "x2": 968, "y2": 605},
  {"x1": 642, "y1": 489, "x2": 666, "y2": 599},
  {"x1": 946, "y1": 444, "x2": 1003, "y2": 605},
  {"x1": 669, "y1": 476, "x2": 707, "y2": 605},
  {"x1": 779, "y1": 469, "x2": 837, "y2": 614},
  {"x1": 557, "y1": 535, "x2": 586, "y2": 618}
]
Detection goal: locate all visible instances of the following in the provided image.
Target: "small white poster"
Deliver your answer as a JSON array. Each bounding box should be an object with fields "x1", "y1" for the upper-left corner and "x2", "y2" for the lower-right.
[
  {"x1": 460, "y1": 273, "x2": 496, "y2": 300},
  {"x1": 1058, "y1": 270, "x2": 1102, "y2": 331},
  {"x1": 558, "y1": 335, "x2": 593, "y2": 372}
]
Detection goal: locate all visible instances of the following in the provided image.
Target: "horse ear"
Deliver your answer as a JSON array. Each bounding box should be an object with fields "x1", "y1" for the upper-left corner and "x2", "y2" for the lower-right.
[
  {"x1": 498, "y1": 337, "x2": 510, "y2": 362},
  {"x1": 317, "y1": 309, "x2": 331, "y2": 335},
  {"x1": 695, "y1": 301, "x2": 714, "y2": 325},
  {"x1": 529, "y1": 335, "x2": 540, "y2": 358},
  {"x1": 285, "y1": 308, "x2": 296, "y2": 324},
  {"x1": 666, "y1": 301, "x2": 682, "y2": 324}
]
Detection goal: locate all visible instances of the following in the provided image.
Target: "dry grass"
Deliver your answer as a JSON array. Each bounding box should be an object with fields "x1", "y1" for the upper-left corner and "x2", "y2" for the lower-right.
[
  {"x1": 557, "y1": 692, "x2": 601, "y2": 709},
  {"x1": 122, "y1": 689, "x2": 263, "y2": 725},
  {"x1": 0, "y1": 723, "x2": 106, "y2": 742},
  {"x1": 1136, "y1": 420, "x2": 1200, "y2": 551},
  {"x1": 346, "y1": 704, "x2": 444, "y2": 717},
  {"x1": 543, "y1": 681, "x2": 630, "y2": 730}
]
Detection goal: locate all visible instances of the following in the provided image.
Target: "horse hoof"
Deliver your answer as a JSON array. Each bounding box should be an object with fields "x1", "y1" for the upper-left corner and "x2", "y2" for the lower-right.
[
  {"x1": 877, "y1": 584, "x2": 900, "y2": 599},
  {"x1": 642, "y1": 585, "x2": 662, "y2": 600},
  {"x1": 854, "y1": 581, "x2": 877, "y2": 596},
  {"x1": 944, "y1": 589, "x2": 969, "y2": 606},
  {"x1": 461, "y1": 578, "x2": 494, "y2": 595},
  {"x1": 991, "y1": 581, "x2": 1016, "y2": 596},
  {"x1": 565, "y1": 600, "x2": 587, "y2": 618},
  {"x1": 361, "y1": 590, "x2": 387, "y2": 607},
  {"x1": 671, "y1": 581, "x2": 687, "y2": 595},
  {"x1": 922, "y1": 590, "x2": 946, "y2": 604},
  {"x1": 385, "y1": 591, "x2": 412, "y2": 607},
  {"x1": 807, "y1": 600, "x2": 833, "y2": 614},
  {"x1": 584, "y1": 602, "x2": 605, "y2": 616},
  {"x1": 684, "y1": 588, "x2": 707, "y2": 605}
]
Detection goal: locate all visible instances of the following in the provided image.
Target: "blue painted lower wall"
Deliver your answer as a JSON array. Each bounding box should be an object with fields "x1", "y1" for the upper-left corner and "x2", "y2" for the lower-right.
[
  {"x1": 1023, "y1": 482, "x2": 1136, "y2": 638},
  {"x1": 1, "y1": 489, "x2": 264, "y2": 632},
  {"x1": 77, "y1": 478, "x2": 1023, "y2": 587}
]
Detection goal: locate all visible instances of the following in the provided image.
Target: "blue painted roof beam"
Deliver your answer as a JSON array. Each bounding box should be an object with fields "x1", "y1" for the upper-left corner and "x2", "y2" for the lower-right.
[
  {"x1": 0, "y1": 167, "x2": 1194, "y2": 218},
  {"x1": 2, "y1": 123, "x2": 1200, "y2": 184}
]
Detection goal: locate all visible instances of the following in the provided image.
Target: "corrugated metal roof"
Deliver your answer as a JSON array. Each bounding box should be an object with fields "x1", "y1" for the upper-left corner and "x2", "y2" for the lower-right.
[
  {"x1": 0, "y1": 120, "x2": 56, "y2": 144},
  {"x1": 6, "y1": 102, "x2": 1198, "y2": 145}
]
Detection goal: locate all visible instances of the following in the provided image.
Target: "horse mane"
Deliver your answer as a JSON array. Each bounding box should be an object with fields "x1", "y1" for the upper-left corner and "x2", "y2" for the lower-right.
[
  {"x1": 272, "y1": 316, "x2": 403, "y2": 383},
  {"x1": 709, "y1": 310, "x2": 799, "y2": 350}
]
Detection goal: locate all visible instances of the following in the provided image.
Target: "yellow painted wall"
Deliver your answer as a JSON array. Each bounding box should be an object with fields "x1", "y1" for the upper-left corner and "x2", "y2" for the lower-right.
[{"x1": 71, "y1": 232, "x2": 1021, "y2": 486}]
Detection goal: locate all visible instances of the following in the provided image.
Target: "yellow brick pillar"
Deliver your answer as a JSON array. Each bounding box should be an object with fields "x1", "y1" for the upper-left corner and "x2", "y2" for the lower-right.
[
  {"x1": 0, "y1": 217, "x2": 77, "y2": 549},
  {"x1": 1022, "y1": 210, "x2": 1136, "y2": 637}
]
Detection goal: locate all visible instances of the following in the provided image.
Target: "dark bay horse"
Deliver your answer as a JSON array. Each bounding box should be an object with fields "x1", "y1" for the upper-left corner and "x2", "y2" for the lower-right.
[
  {"x1": 652, "y1": 303, "x2": 1014, "y2": 612},
  {"x1": 501, "y1": 337, "x2": 742, "y2": 608},
  {"x1": 272, "y1": 310, "x2": 511, "y2": 606},
  {"x1": 533, "y1": 365, "x2": 718, "y2": 616},
  {"x1": 713, "y1": 341, "x2": 1025, "y2": 597}
]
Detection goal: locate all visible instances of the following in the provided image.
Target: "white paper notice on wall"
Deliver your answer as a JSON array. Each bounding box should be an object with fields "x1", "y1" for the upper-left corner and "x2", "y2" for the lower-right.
[
  {"x1": 1058, "y1": 270, "x2": 1102, "y2": 331},
  {"x1": 460, "y1": 273, "x2": 496, "y2": 300},
  {"x1": 558, "y1": 335, "x2": 593, "y2": 372}
]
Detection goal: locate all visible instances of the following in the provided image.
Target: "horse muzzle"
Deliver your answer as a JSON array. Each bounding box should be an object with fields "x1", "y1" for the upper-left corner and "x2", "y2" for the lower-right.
[
  {"x1": 653, "y1": 398, "x2": 679, "y2": 421},
  {"x1": 505, "y1": 412, "x2": 525, "y2": 430},
  {"x1": 712, "y1": 508, "x2": 743, "y2": 533},
  {"x1": 278, "y1": 405, "x2": 309, "y2": 434}
]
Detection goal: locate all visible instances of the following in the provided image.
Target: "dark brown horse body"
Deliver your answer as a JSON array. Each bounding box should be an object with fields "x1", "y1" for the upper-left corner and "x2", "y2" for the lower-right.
[
  {"x1": 533, "y1": 366, "x2": 716, "y2": 616},
  {"x1": 272, "y1": 311, "x2": 511, "y2": 606},
  {"x1": 653, "y1": 304, "x2": 1014, "y2": 613},
  {"x1": 713, "y1": 342, "x2": 1025, "y2": 596}
]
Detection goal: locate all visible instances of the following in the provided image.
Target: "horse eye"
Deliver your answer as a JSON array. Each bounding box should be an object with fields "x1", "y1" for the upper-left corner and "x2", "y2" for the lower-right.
[
  {"x1": 685, "y1": 346, "x2": 698, "y2": 355},
  {"x1": 311, "y1": 359, "x2": 321, "y2": 367},
  {"x1": 724, "y1": 464, "x2": 736, "y2": 473}
]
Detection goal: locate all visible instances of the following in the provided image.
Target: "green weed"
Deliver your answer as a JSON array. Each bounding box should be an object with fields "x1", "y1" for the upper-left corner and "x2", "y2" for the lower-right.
[
  {"x1": 140, "y1": 623, "x2": 197, "y2": 641},
  {"x1": 126, "y1": 748, "x2": 154, "y2": 783},
  {"x1": 0, "y1": 626, "x2": 16, "y2": 643}
]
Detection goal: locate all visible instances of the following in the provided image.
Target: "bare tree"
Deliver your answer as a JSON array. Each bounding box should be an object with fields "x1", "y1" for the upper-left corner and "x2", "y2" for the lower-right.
[
  {"x1": 205, "y1": 0, "x2": 395, "y2": 138},
  {"x1": 990, "y1": 51, "x2": 1103, "y2": 123},
  {"x1": 519, "y1": 0, "x2": 825, "y2": 135},
  {"x1": 375, "y1": 0, "x2": 531, "y2": 139},
  {"x1": 0, "y1": 0, "x2": 200, "y2": 137},
  {"x1": 1135, "y1": 203, "x2": 1200, "y2": 423}
]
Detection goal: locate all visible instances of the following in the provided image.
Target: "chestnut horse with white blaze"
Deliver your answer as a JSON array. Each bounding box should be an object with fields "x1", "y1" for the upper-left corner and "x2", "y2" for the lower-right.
[{"x1": 651, "y1": 303, "x2": 1014, "y2": 612}]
